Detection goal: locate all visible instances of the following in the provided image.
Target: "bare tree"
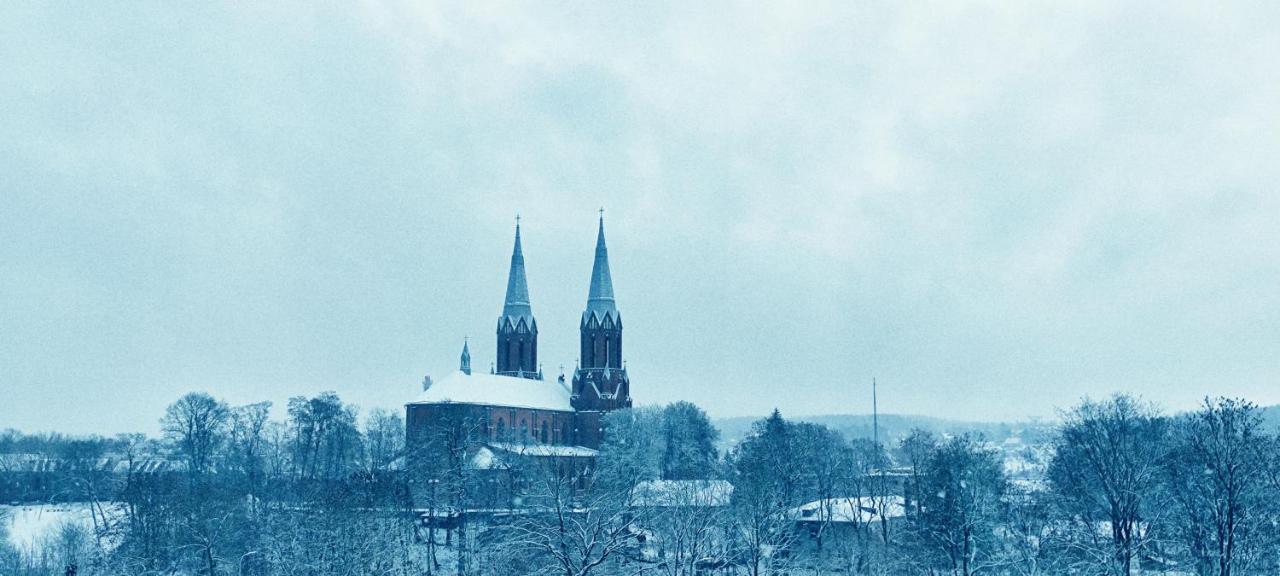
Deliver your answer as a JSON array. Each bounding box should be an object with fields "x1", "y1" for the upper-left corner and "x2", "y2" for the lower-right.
[
  {"x1": 899, "y1": 429, "x2": 938, "y2": 520},
  {"x1": 0, "y1": 508, "x2": 18, "y2": 575},
  {"x1": 916, "y1": 434, "x2": 1007, "y2": 576},
  {"x1": 161, "y1": 392, "x2": 230, "y2": 481},
  {"x1": 997, "y1": 482, "x2": 1064, "y2": 576},
  {"x1": 228, "y1": 401, "x2": 272, "y2": 494},
  {"x1": 635, "y1": 479, "x2": 733, "y2": 576},
  {"x1": 1049, "y1": 395, "x2": 1167, "y2": 576},
  {"x1": 501, "y1": 464, "x2": 639, "y2": 576},
  {"x1": 363, "y1": 408, "x2": 405, "y2": 475},
  {"x1": 728, "y1": 410, "x2": 803, "y2": 576},
  {"x1": 406, "y1": 410, "x2": 487, "y2": 574},
  {"x1": 286, "y1": 392, "x2": 360, "y2": 483},
  {"x1": 1164, "y1": 397, "x2": 1268, "y2": 576},
  {"x1": 160, "y1": 392, "x2": 233, "y2": 576}
]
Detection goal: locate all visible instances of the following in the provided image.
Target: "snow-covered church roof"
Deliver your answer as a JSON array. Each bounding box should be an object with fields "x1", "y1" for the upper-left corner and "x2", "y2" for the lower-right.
[{"x1": 409, "y1": 370, "x2": 572, "y2": 412}]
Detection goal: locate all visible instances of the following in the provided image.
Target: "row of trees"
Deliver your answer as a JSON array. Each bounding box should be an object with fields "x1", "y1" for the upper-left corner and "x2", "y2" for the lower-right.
[
  {"x1": 1046, "y1": 396, "x2": 1280, "y2": 576},
  {"x1": 483, "y1": 397, "x2": 1280, "y2": 576},
  {"x1": 3, "y1": 393, "x2": 1279, "y2": 575},
  {"x1": 3, "y1": 391, "x2": 416, "y2": 575}
]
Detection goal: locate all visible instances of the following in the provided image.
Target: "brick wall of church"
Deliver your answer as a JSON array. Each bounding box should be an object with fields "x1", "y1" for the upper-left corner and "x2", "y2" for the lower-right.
[{"x1": 484, "y1": 407, "x2": 575, "y2": 445}]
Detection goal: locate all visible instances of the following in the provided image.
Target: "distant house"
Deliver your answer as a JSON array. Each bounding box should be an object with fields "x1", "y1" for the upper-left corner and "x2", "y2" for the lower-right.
[
  {"x1": 0, "y1": 453, "x2": 184, "y2": 503},
  {"x1": 626, "y1": 480, "x2": 735, "y2": 568},
  {"x1": 791, "y1": 495, "x2": 906, "y2": 544},
  {"x1": 415, "y1": 441, "x2": 600, "y2": 525},
  {"x1": 630, "y1": 479, "x2": 734, "y2": 508},
  {"x1": 866, "y1": 467, "x2": 912, "y2": 496}
]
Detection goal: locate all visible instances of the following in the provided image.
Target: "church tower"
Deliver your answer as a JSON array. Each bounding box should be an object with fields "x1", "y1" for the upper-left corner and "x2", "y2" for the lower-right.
[
  {"x1": 572, "y1": 213, "x2": 631, "y2": 411},
  {"x1": 496, "y1": 220, "x2": 540, "y2": 379}
]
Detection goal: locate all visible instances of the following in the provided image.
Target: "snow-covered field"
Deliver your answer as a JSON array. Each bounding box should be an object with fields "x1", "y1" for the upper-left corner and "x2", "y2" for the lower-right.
[{"x1": 1, "y1": 503, "x2": 119, "y2": 555}]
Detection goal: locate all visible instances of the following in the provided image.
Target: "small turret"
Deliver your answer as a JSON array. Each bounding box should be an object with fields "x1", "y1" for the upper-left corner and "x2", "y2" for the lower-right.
[{"x1": 460, "y1": 338, "x2": 471, "y2": 375}]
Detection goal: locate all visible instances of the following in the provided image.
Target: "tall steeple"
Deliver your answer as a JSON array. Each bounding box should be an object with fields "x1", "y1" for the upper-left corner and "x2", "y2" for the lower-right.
[
  {"x1": 586, "y1": 211, "x2": 616, "y2": 316},
  {"x1": 459, "y1": 338, "x2": 471, "y2": 375},
  {"x1": 496, "y1": 217, "x2": 539, "y2": 379},
  {"x1": 503, "y1": 218, "x2": 532, "y2": 320},
  {"x1": 573, "y1": 210, "x2": 630, "y2": 412}
]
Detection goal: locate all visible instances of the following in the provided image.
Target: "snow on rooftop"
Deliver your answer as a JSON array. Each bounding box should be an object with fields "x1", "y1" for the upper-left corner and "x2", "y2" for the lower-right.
[
  {"x1": 488, "y1": 442, "x2": 598, "y2": 458},
  {"x1": 0, "y1": 454, "x2": 185, "y2": 474},
  {"x1": 470, "y1": 446, "x2": 500, "y2": 470},
  {"x1": 468, "y1": 443, "x2": 599, "y2": 470},
  {"x1": 792, "y1": 496, "x2": 905, "y2": 524},
  {"x1": 631, "y1": 480, "x2": 734, "y2": 507},
  {"x1": 409, "y1": 371, "x2": 572, "y2": 412}
]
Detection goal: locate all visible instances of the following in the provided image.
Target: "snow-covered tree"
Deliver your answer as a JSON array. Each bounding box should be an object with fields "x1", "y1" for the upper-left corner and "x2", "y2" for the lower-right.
[
  {"x1": 1048, "y1": 395, "x2": 1168, "y2": 576},
  {"x1": 499, "y1": 463, "x2": 639, "y2": 576},
  {"x1": 362, "y1": 408, "x2": 404, "y2": 476},
  {"x1": 660, "y1": 401, "x2": 720, "y2": 480},
  {"x1": 728, "y1": 409, "x2": 804, "y2": 576},
  {"x1": 227, "y1": 401, "x2": 271, "y2": 493},
  {"x1": 286, "y1": 391, "x2": 361, "y2": 482},
  {"x1": 162, "y1": 392, "x2": 229, "y2": 481},
  {"x1": 916, "y1": 434, "x2": 1007, "y2": 576},
  {"x1": 1163, "y1": 397, "x2": 1271, "y2": 576},
  {"x1": 596, "y1": 406, "x2": 664, "y2": 490}
]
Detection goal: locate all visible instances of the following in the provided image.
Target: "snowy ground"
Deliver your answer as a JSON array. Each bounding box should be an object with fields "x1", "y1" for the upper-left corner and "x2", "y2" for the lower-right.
[{"x1": 1, "y1": 503, "x2": 119, "y2": 556}]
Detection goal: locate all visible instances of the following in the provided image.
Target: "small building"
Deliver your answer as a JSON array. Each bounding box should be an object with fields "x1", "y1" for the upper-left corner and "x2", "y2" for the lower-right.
[
  {"x1": 791, "y1": 495, "x2": 906, "y2": 544},
  {"x1": 630, "y1": 479, "x2": 734, "y2": 508}
]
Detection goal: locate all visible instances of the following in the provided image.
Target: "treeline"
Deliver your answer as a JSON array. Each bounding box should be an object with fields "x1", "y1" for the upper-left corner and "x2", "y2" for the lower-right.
[
  {"x1": 0, "y1": 431, "x2": 136, "y2": 460},
  {"x1": 3, "y1": 394, "x2": 1280, "y2": 576},
  {"x1": 2, "y1": 391, "x2": 413, "y2": 576},
  {"x1": 408, "y1": 396, "x2": 1280, "y2": 576},
  {"x1": 706, "y1": 397, "x2": 1280, "y2": 575}
]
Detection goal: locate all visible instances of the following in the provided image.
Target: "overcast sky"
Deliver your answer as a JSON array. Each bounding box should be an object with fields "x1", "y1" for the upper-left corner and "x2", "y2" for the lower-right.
[{"x1": 3, "y1": 2, "x2": 1278, "y2": 435}]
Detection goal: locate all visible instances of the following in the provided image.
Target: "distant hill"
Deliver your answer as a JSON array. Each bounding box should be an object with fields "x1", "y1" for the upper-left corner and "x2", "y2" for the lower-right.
[
  {"x1": 715, "y1": 403, "x2": 1280, "y2": 452},
  {"x1": 712, "y1": 413, "x2": 1057, "y2": 451},
  {"x1": 1260, "y1": 404, "x2": 1280, "y2": 431}
]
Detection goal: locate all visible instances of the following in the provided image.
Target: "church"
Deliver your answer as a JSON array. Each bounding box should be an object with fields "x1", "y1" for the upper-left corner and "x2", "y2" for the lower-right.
[{"x1": 404, "y1": 213, "x2": 633, "y2": 476}]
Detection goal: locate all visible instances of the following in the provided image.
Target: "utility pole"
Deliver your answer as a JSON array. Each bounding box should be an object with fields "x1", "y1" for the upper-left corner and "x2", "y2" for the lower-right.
[{"x1": 872, "y1": 377, "x2": 879, "y2": 449}]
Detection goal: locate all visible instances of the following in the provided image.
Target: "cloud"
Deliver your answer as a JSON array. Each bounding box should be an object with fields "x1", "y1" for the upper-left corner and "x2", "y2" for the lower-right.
[{"x1": 1, "y1": 1, "x2": 1278, "y2": 434}]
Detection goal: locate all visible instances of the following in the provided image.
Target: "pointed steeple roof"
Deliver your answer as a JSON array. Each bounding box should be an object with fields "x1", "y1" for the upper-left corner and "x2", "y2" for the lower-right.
[
  {"x1": 503, "y1": 218, "x2": 532, "y2": 319},
  {"x1": 586, "y1": 211, "x2": 616, "y2": 315},
  {"x1": 460, "y1": 338, "x2": 472, "y2": 375}
]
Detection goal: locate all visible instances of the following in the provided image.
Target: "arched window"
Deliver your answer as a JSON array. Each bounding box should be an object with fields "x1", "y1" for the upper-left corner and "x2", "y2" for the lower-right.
[
  {"x1": 496, "y1": 418, "x2": 505, "y2": 440},
  {"x1": 520, "y1": 419, "x2": 528, "y2": 441},
  {"x1": 541, "y1": 421, "x2": 549, "y2": 444}
]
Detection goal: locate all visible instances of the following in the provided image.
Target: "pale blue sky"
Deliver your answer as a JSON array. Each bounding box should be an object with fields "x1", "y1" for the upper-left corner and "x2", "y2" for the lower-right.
[{"x1": 2, "y1": 2, "x2": 1278, "y2": 435}]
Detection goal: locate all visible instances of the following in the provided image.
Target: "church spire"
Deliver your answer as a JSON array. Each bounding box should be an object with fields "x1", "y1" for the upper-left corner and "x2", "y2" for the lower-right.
[
  {"x1": 496, "y1": 217, "x2": 539, "y2": 379},
  {"x1": 586, "y1": 209, "x2": 616, "y2": 315},
  {"x1": 459, "y1": 338, "x2": 471, "y2": 375},
  {"x1": 503, "y1": 217, "x2": 532, "y2": 319},
  {"x1": 573, "y1": 209, "x2": 629, "y2": 412}
]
